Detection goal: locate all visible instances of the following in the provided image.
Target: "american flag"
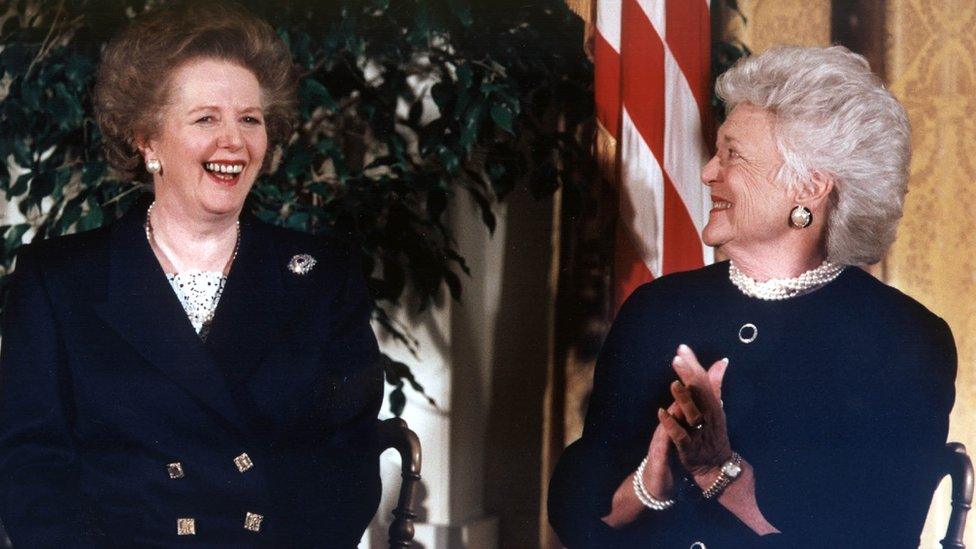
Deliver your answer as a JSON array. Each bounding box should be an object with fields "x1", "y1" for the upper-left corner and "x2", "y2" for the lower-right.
[{"x1": 594, "y1": 0, "x2": 714, "y2": 313}]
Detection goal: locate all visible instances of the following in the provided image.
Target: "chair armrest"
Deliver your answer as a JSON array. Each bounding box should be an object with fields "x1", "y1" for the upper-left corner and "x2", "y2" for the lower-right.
[
  {"x1": 941, "y1": 442, "x2": 973, "y2": 549},
  {"x1": 376, "y1": 418, "x2": 423, "y2": 548}
]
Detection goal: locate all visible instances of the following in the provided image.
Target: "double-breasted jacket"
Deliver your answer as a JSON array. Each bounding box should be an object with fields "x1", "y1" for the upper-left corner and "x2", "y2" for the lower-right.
[{"x1": 0, "y1": 199, "x2": 383, "y2": 547}]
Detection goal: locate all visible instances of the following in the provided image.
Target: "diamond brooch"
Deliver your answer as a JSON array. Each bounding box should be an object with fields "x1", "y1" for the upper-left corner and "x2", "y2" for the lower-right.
[{"x1": 288, "y1": 254, "x2": 317, "y2": 275}]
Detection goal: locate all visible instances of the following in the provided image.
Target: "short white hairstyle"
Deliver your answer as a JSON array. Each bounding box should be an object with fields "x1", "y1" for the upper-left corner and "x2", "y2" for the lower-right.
[{"x1": 716, "y1": 45, "x2": 910, "y2": 265}]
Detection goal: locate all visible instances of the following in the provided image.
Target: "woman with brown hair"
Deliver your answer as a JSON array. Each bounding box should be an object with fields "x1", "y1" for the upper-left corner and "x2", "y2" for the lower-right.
[{"x1": 0, "y1": 2, "x2": 382, "y2": 546}]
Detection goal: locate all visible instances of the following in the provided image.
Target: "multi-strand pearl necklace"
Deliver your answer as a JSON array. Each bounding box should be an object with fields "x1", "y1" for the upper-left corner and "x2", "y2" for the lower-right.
[{"x1": 729, "y1": 260, "x2": 844, "y2": 301}]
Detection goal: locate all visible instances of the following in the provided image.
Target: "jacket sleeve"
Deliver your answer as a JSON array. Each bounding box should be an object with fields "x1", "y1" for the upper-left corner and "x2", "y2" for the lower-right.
[
  {"x1": 0, "y1": 246, "x2": 105, "y2": 548},
  {"x1": 548, "y1": 284, "x2": 675, "y2": 548},
  {"x1": 750, "y1": 316, "x2": 957, "y2": 548},
  {"x1": 313, "y1": 247, "x2": 384, "y2": 547}
]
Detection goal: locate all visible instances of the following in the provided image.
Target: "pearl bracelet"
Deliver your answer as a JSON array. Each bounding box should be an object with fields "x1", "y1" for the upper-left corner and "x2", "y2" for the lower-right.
[{"x1": 632, "y1": 457, "x2": 675, "y2": 511}]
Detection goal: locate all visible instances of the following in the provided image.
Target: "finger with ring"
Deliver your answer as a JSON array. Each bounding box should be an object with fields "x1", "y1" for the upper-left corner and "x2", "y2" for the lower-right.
[{"x1": 670, "y1": 380, "x2": 704, "y2": 430}]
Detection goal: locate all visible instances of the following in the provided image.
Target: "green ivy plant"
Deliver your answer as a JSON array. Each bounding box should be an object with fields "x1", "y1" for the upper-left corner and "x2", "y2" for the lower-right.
[{"x1": 0, "y1": 0, "x2": 594, "y2": 415}]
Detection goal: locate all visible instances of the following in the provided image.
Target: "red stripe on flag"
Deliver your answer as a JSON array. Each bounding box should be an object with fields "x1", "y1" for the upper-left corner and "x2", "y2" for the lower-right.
[
  {"x1": 601, "y1": 0, "x2": 712, "y2": 313},
  {"x1": 662, "y1": 0, "x2": 711, "y2": 273},
  {"x1": 664, "y1": 0, "x2": 711, "y2": 117},
  {"x1": 594, "y1": 30, "x2": 621, "y2": 140},
  {"x1": 662, "y1": 171, "x2": 705, "y2": 274},
  {"x1": 613, "y1": 223, "x2": 654, "y2": 315},
  {"x1": 620, "y1": 0, "x2": 665, "y2": 157}
]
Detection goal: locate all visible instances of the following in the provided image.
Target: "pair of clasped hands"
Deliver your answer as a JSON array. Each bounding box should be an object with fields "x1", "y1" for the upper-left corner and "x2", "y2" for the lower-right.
[
  {"x1": 606, "y1": 344, "x2": 778, "y2": 534},
  {"x1": 646, "y1": 343, "x2": 732, "y2": 501}
]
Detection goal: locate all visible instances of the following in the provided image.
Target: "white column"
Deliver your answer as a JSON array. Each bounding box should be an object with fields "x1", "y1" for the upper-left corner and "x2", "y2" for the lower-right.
[{"x1": 364, "y1": 192, "x2": 505, "y2": 549}]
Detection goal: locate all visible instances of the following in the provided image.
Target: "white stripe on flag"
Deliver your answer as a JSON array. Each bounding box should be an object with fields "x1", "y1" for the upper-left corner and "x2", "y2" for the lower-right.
[
  {"x1": 620, "y1": 107, "x2": 665, "y2": 278},
  {"x1": 662, "y1": 48, "x2": 714, "y2": 264},
  {"x1": 596, "y1": 0, "x2": 621, "y2": 53}
]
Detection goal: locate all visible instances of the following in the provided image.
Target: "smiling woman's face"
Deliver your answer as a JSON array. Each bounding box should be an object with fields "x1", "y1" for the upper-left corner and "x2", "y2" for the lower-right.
[
  {"x1": 144, "y1": 58, "x2": 268, "y2": 219},
  {"x1": 700, "y1": 103, "x2": 793, "y2": 257}
]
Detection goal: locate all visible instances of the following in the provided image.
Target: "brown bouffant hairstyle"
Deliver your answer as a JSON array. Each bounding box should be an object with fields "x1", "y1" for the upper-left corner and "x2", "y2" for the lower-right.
[{"x1": 94, "y1": 1, "x2": 299, "y2": 181}]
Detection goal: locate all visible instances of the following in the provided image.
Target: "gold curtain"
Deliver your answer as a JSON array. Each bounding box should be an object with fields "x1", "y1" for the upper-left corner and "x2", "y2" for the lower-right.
[{"x1": 720, "y1": 0, "x2": 831, "y2": 52}]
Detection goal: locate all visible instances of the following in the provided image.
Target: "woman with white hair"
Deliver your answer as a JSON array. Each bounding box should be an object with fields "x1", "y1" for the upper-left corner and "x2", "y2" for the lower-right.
[{"x1": 548, "y1": 45, "x2": 956, "y2": 547}]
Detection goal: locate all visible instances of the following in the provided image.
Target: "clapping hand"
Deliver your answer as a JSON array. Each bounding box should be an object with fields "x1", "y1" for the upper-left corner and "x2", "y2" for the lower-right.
[
  {"x1": 657, "y1": 344, "x2": 732, "y2": 480},
  {"x1": 635, "y1": 346, "x2": 778, "y2": 536},
  {"x1": 642, "y1": 345, "x2": 729, "y2": 497}
]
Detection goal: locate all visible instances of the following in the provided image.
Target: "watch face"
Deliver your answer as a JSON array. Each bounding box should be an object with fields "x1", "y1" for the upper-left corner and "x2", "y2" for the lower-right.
[{"x1": 722, "y1": 461, "x2": 742, "y2": 478}]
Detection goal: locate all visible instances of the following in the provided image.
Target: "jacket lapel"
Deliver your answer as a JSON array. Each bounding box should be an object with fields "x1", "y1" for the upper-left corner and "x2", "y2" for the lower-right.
[
  {"x1": 203, "y1": 213, "x2": 289, "y2": 385},
  {"x1": 93, "y1": 201, "x2": 248, "y2": 437}
]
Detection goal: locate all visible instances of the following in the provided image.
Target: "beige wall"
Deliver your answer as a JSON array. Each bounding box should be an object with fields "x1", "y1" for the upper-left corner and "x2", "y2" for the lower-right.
[{"x1": 883, "y1": 2, "x2": 976, "y2": 546}]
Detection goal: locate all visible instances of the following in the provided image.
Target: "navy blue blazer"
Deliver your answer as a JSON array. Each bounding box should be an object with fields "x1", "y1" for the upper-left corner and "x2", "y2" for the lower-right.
[
  {"x1": 549, "y1": 263, "x2": 956, "y2": 548},
  {"x1": 0, "y1": 199, "x2": 383, "y2": 547}
]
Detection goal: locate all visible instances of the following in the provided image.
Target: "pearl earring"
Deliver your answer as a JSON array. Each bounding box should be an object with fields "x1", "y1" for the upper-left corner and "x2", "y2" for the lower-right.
[
  {"x1": 789, "y1": 205, "x2": 812, "y2": 229},
  {"x1": 146, "y1": 158, "x2": 162, "y2": 174}
]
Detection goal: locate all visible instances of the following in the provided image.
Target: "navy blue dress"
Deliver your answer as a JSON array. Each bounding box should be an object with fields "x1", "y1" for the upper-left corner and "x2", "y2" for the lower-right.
[
  {"x1": 0, "y1": 200, "x2": 383, "y2": 547},
  {"x1": 549, "y1": 262, "x2": 956, "y2": 548}
]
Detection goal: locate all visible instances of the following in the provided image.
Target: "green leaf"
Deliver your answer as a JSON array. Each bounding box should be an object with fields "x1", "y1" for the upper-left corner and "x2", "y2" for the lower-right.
[
  {"x1": 407, "y1": 99, "x2": 423, "y2": 125},
  {"x1": 49, "y1": 83, "x2": 84, "y2": 131},
  {"x1": 9, "y1": 173, "x2": 30, "y2": 199},
  {"x1": 436, "y1": 145, "x2": 460, "y2": 174},
  {"x1": 300, "y1": 77, "x2": 337, "y2": 111},
  {"x1": 4, "y1": 224, "x2": 30, "y2": 252},
  {"x1": 449, "y1": 0, "x2": 473, "y2": 27},
  {"x1": 430, "y1": 82, "x2": 453, "y2": 111},
  {"x1": 12, "y1": 139, "x2": 32, "y2": 168},
  {"x1": 490, "y1": 103, "x2": 515, "y2": 134},
  {"x1": 315, "y1": 138, "x2": 337, "y2": 155},
  {"x1": 59, "y1": 193, "x2": 86, "y2": 231},
  {"x1": 82, "y1": 162, "x2": 106, "y2": 187},
  {"x1": 284, "y1": 146, "x2": 313, "y2": 179},
  {"x1": 64, "y1": 53, "x2": 94, "y2": 86},
  {"x1": 19, "y1": 78, "x2": 42, "y2": 111},
  {"x1": 255, "y1": 209, "x2": 278, "y2": 224},
  {"x1": 1, "y1": 12, "x2": 22, "y2": 38},
  {"x1": 444, "y1": 269, "x2": 462, "y2": 301},
  {"x1": 77, "y1": 200, "x2": 104, "y2": 231},
  {"x1": 29, "y1": 169, "x2": 55, "y2": 200},
  {"x1": 389, "y1": 386, "x2": 406, "y2": 416},
  {"x1": 284, "y1": 211, "x2": 310, "y2": 231},
  {"x1": 459, "y1": 103, "x2": 484, "y2": 149},
  {"x1": 456, "y1": 63, "x2": 473, "y2": 89}
]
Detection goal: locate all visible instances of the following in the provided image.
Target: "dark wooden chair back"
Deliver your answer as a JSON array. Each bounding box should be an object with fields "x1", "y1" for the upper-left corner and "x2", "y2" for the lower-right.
[
  {"x1": 376, "y1": 418, "x2": 423, "y2": 548},
  {"x1": 941, "y1": 442, "x2": 974, "y2": 549}
]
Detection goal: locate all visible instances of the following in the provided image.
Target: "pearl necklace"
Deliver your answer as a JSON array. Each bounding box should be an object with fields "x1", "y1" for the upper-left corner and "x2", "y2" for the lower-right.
[
  {"x1": 144, "y1": 201, "x2": 241, "y2": 273},
  {"x1": 729, "y1": 260, "x2": 844, "y2": 301}
]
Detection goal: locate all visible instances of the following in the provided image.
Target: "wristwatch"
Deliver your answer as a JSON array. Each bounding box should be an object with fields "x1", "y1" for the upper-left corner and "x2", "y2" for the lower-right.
[{"x1": 702, "y1": 452, "x2": 742, "y2": 499}]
